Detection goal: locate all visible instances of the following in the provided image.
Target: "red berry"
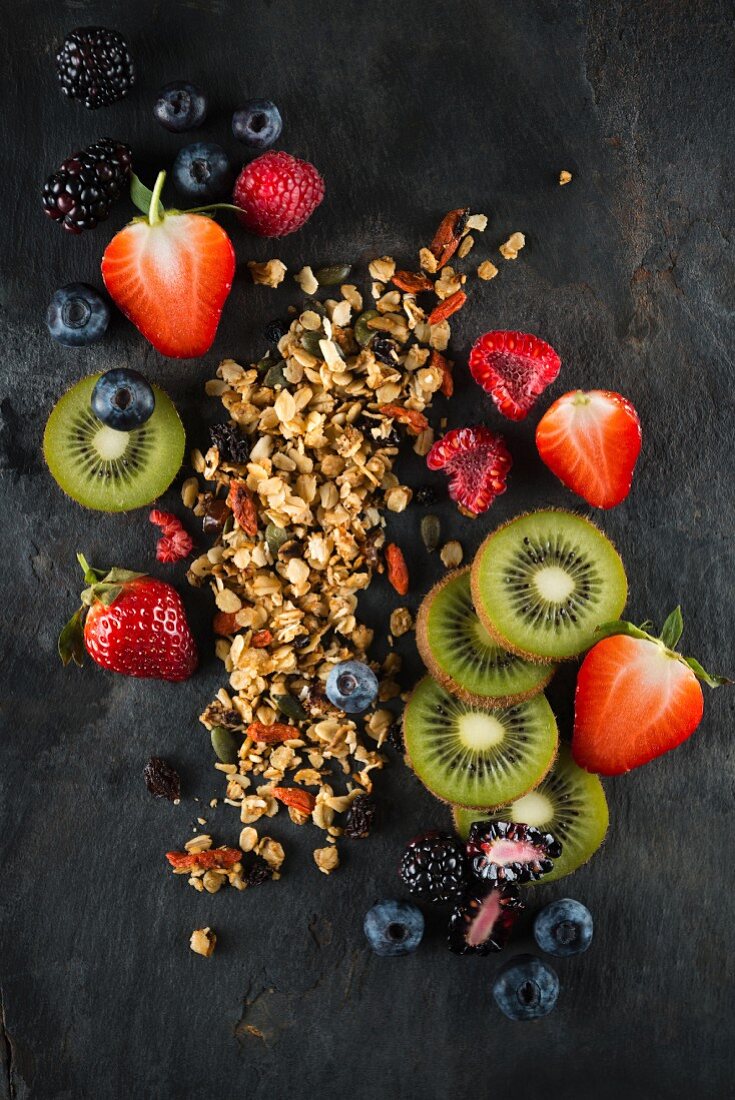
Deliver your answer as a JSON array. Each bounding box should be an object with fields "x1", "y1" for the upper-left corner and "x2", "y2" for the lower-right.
[
  {"x1": 426, "y1": 426, "x2": 511, "y2": 516},
  {"x1": 156, "y1": 529, "x2": 194, "y2": 563},
  {"x1": 232, "y1": 151, "x2": 325, "y2": 238},
  {"x1": 536, "y1": 389, "x2": 642, "y2": 508},
  {"x1": 469, "y1": 330, "x2": 561, "y2": 420}
]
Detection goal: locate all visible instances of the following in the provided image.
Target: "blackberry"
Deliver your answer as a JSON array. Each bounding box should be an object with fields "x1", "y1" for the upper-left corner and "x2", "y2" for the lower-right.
[
  {"x1": 467, "y1": 820, "x2": 562, "y2": 886},
  {"x1": 414, "y1": 485, "x2": 438, "y2": 506},
  {"x1": 41, "y1": 138, "x2": 132, "y2": 234},
  {"x1": 343, "y1": 794, "x2": 376, "y2": 839},
  {"x1": 242, "y1": 853, "x2": 272, "y2": 888},
  {"x1": 56, "y1": 27, "x2": 135, "y2": 109},
  {"x1": 372, "y1": 335, "x2": 400, "y2": 365},
  {"x1": 209, "y1": 422, "x2": 249, "y2": 464},
  {"x1": 264, "y1": 319, "x2": 290, "y2": 345},
  {"x1": 448, "y1": 885, "x2": 524, "y2": 956},
  {"x1": 399, "y1": 830, "x2": 467, "y2": 903},
  {"x1": 385, "y1": 723, "x2": 404, "y2": 752}
]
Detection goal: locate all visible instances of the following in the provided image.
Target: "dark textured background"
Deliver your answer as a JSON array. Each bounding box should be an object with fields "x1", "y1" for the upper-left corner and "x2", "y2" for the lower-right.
[{"x1": 1, "y1": 2, "x2": 734, "y2": 1097}]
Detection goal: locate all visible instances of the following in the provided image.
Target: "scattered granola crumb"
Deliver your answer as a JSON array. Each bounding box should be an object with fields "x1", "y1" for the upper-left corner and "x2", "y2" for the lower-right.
[
  {"x1": 440, "y1": 540, "x2": 464, "y2": 568},
  {"x1": 190, "y1": 927, "x2": 217, "y2": 957},
  {"x1": 390, "y1": 607, "x2": 414, "y2": 637},
  {"x1": 314, "y1": 845, "x2": 339, "y2": 875},
  {"x1": 457, "y1": 235, "x2": 475, "y2": 259},
  {"x1": 419, "y1": 246, "x2": 439, "y2": 274},
  {"x1": 477, "y1": 260, "x2": 499, "y2": 281},
  {"x1": 196, "y1": 816, "x2": 207, "y2": 826},
  {"x1": 295, "y1": 265, "x2": 318, "y2": 294},
  {"x1": 239, "y1": 826, "x2": 259, "y2": 852},
  {"x1": 559, "y1": 170, "x2": 573, "y2": 186},
  {"x1": 466, "y1": 213, "x2": 488, "y2": 232},
  {"x1": 248, "y1": 259, "x2": 287, "y2": 287},
  {"x1": 499, "y1": 232, "x2": 526, "y2": 260},
  {"x1": 368, "y1": 256, "x2": 396, "y2": 282}
]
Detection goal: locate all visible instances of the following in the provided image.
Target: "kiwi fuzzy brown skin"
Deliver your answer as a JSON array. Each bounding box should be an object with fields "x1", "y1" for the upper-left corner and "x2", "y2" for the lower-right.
[
  {"x1": 401, "y1": 677, "x2": 559, "y2": 811},
  {"x1": 416, "y1": 567, "x2": 556, "y2": 707},
  {"x1": 470, "y1": 508, "x2": 627, "y2": 664}
]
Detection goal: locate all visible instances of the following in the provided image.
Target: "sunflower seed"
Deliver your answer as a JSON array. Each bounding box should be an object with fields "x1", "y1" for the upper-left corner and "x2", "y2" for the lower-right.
[
  {"x1": 211, "y1": 726, "x2": 240, "y2": 764},
  {"x1": 421, "y1": 514, "x2": 441, "y2": 553},
  {"x1": 315, "y1": 264, "x2": 352, "y2": 286}
]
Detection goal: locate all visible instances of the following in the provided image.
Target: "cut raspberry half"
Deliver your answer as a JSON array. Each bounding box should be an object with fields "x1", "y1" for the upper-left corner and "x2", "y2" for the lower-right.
[
  {"x1": 448, "y1": 885, "x2": 524, "y2": 955},
  {"x1": 469, "y1": 330, "x2": 561, "y2": 420},
  {"x1": 467, "y1": 820, "x2": 561, "y2": 885},
  {"x1": 426, "y1": 426, "x2": 511, "y2": 516}
]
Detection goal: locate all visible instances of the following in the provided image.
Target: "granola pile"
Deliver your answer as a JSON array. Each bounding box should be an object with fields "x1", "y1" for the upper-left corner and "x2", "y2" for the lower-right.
[{"x1": 175, "y1": 207, "x2": 508, "y2": 884}]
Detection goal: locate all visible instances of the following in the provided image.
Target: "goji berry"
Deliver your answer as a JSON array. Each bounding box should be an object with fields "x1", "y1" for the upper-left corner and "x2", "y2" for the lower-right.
[
  {"x1": 428, "y1": 208, "x2": 469, "y2": 269},
  {"x1": 271, "y1": 787, "x2": 316, "y2": 815},
  {"x1": 228, "y1": 478, "x2": 258, "y2": 537},
  {"x1": 379, "y1": 404, "x2": 429, "y2": 437},
  {"x1": 250, "y1": 629, "x2": 272, "y2": 648},
  {"x1": 431, "y1": 350, "x2": 454, "y2": 397},
  {"x1": 391, "y1": 270, "x2": 434, "y2": 293},
  {"x1": 428, "y1": 290, "x2": 467, "y2": 326},
  {"x1": 385, "y1": 543, "x2": 409, "y2": 596},
  {"x1": 166, "y1": 846, "x2": 242, "y2": 872},
  {"x1": 246, "y1": 721, "x2": 300, "y2": 744},
  {"x1": 213, "y1": 611, "x2": 239, "y2": 636}
]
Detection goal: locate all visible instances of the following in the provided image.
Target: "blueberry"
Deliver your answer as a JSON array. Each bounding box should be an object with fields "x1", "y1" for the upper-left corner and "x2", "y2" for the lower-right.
[
  {"x1": 325, "y1": 660, "x2": 379, "y2": 713},
  {"x1": 46, "y1": 284, "x2": 110, "y2": 348},
  {"x1": 232, "y1": 99, "x2": 283, "y2": 149},
  {"x1": 172, "y1": 143, "x2": 234, "y2": 202},
  {"x1": 492, "y1": 954, "x2": 559, "y2": 1021},
  {"x1": 533, "y1": 898, "x2": 593, "y2": 958},
  {"x1": 91, "y1": 369, "x2": 155, "y2": 431},
  {"x1": 153, "y1": 81, "x2": 208, "y2": 132},
  {"x1": 364, "y1": 900, "x2": 424, "y2": 957},
  {"x1": 264, "y1": 319, "x2": 290, "y2": 345}
]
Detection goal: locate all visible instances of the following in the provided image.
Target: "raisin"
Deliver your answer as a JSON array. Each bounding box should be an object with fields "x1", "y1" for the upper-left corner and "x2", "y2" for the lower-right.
[
  {"x1": 343, "y1": 794, "x2": 377, "y2": 839},
  {"x1": 202, "y1": 498, "x2": 230, "y2": 536},
  {"x1": 144, "y1": 756, "x2": 180, "y2": 801},
  {"x1": 242, "y1": 853, "x2": 273, "y2": 888},
  {"x1": 210, "y1": 423, "x2": 250, "y2": 464}
]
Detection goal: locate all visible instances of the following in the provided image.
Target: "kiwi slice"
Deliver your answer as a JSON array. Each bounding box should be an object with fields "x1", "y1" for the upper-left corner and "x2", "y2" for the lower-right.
[
  {"x1": 416, "y1": 568, "x2": 556, "y2": 706},
  {"x1": 452, "y1": 743, "x2": 609, "y2": 883},
  {"x1": 43, "y1": 374, "x2": 185, "y2": 512},
  {"x1": 403, "y1": 675, "x2": 558, "y2": 809},
  {"x1": 471, "y1": 509, "x2": 627, "y2": 662}
]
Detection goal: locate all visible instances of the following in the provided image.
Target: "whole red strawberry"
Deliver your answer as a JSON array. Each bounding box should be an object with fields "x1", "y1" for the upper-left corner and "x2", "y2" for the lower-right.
[
  {"x1": 59, "y1": 554, "x2": 198, "y2": 682},
  {"x1": 426, "y1": 426, "x2": 512, "y2": 516},
  {"x1": 232, "y1": 151, "x2": 325, "y2": 237},
  {"x1": 469, "y1": 330, "x2": 561, "y2": 420}
]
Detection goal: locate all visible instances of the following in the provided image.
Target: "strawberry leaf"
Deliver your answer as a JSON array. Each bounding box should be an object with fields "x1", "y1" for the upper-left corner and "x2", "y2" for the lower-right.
[
  {"x1": 58, "y1": 607, "x2": 85, "y2": 667},
  {"x1": 131, "y1": 173, "x2": 164, "y2": 219},
  {"x1": 660, "y1": 606, "x2": 684, "y2": 650},
  {"x1": 594, "y1": 619, "x2": 650, "y2": 642},
  {"x1": 683, "y1": 657, "x2": 732, "y2": 688}
]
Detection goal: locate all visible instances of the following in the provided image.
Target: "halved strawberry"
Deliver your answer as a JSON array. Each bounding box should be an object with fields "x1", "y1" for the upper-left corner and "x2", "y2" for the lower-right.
[
  {"x1": 572, "y1": 608, "x2": 729, "y2": 775},
  {"x1": 536, "y1": 390, "x2": 642, "y2": 508},
  {"x1": 426, "y1": 426, "x2": 511, "y2": 516},
  {"x1": 102, "y1": 172, "x2": 235, "y2": 359},
  {"x1": 469, "y1": 330, "x2": 561, "y2": 420}
]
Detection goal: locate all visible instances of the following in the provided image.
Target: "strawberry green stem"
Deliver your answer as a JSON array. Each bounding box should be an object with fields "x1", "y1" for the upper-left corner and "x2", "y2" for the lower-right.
[
  {"x1": 148, "y1": 171, "x2": 166, "y2": 226},
  {"x1": 594, "y1": 607, "x2": 730, "y2": 688}
]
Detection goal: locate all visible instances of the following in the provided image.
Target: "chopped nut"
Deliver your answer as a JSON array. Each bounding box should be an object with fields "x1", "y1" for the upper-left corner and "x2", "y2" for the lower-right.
[
  {"x1": 499, "y1": 232, "x2": 526, "y2": 260},
  {"x1": 248, "y1": 259, "x2": 287, "y2": 287},
  {"x1": 295, "y1": 266, "x2": 319, "y2": 294},
  {"x1": 419, "y1": 247, "x2": 439, "y2": 274},
  {"x1": 559, "y1": 170, "x2": 573, "y2": 185},
  {"x1": 190, "y1": 927, "x2": 217, "y2": 957},
  {"x1": 390, "y1": 607, "x2": 413, "y2": 637},
  {"x1": 466, "y1": 213, "x2": 488, "y2": 232},
  {"x1": 477, "y1": 260, "x2": 499, "y2": 281},
  {"x1": 368, "y1": 256, "x2": 396, "y2": 282},
  {"x1": 313, "y1": 845, "x2": 339, "y2": 875},
  {"x1": 440, "y1": 540, "x2": 463, "y2": 568}
]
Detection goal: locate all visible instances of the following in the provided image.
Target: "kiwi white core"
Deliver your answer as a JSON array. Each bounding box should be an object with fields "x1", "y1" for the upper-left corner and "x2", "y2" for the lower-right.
[
  {"x1": 93, "y1": 425, "x2": 130, "y2": 461},
  {"x1": 533, "y1": 565, "x2": 575, "y2": 602},
  {"x1": 509, "y1": 789, "x2": 554, "y2": 827},
  {"x1": 458, "y1": 712, "x2": 505, "y2": 750}
]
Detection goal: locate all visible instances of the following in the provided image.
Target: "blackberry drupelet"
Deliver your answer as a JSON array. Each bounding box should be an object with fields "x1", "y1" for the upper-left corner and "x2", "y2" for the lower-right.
[
  {"x1": 209, "y1": 422, "x2": 249, "y2": 464},
  {"x1": 447, "y1": 885, "x2": 524, "y2": 955},
  {"x1": 399, "y1": 830, "x2": 467, "y2": 903},
  {"x1": 42, "y1": 139, "x2": 132, "y2": 234},
  {"x1": 56, "y1": 27, "x2": 135, "y2": 109},
  {"x1": 385, "y1": 723, "x2": 404, "y2": 753},
  {"x1": 343, "y1": 794, "x2": 376, "y2": 839},
  {"x1": 467, "y1": 820, "x2": 562, "y2": 885}
]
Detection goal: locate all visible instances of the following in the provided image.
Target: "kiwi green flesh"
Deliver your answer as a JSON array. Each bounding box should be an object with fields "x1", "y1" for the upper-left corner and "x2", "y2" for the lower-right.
[
  {"x1": 403, "y1": 675, "x2": 558, "y2": 810},
  {"x1": 471, "y1": 510, "x2": 627, "y2": 661},
  {"x1": 43, "y1": 374, "x2": 185, "y2": 512},
  {"x1": 417, "y1": 569, "x2": 555, "y2": 704},
  {"x1": 452, "y1": 743, "x2": 609, "y2": 883}
]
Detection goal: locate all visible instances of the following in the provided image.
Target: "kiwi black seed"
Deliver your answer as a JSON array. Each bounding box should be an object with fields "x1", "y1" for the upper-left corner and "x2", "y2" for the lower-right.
[
  {"x1": 403, "y1": 675, "x2": 558, "y2": 809},
  {"x1": 416, "y1": 568, "x2": 556, "y2": 706},
  {"x1": 452, "y1": 742, "x2": 609, "y2": 883},
  {"x1": 471, "y1": 509, "x2": 628, "y2": 662},
  {"x1": 43, "y1": 373, "x2": 185, "y2": 512}
]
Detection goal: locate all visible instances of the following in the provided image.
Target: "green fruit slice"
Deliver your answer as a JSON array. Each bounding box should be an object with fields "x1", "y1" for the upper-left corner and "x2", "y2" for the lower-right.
[
  {"x1": 43, "y1": 373, "x2": 185, "y2": 512},
  {"x1": 452, "y1": 743, "x2": 609, "y2": 883},
  {"x1": 416, "y1": 568, "x2": 556, "y2": 706},
  {"x1": 403, "y1": 675, "x2": 558, "y2": 809},
  {"x1": 471, "y1": 510, "x2": 628, "y2": 661}
]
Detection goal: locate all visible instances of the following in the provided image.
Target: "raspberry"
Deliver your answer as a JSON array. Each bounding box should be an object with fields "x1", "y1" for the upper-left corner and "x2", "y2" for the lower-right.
[
  {"x1": 399, "y1": 830, "x2": 467, "y2": 903},
  {"x1": 426, "y1": 426, "x2": 511, "y2": 516},
  {"x1": 232, "y1": 151, "x2": 325, "y2": 238},
  {"x1": 469, "y1": 330, "x2": 561, "y2": 421}
]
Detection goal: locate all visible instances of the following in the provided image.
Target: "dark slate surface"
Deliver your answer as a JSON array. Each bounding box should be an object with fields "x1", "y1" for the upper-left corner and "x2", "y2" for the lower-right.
[{"x1": 1, "y1": 2, "x2": 734, "y2": 1097}]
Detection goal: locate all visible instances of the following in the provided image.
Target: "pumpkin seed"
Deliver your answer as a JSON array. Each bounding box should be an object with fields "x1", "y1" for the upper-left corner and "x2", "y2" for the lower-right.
[
  {"x1": 421, "y1": 514, "x2": 441, "y2": 553},
  {"x1": 256, "y1": 351, "x2": 275, "y2": 372},
  {"x1": 210, "y1": 725, "x2": 240, "y2": 764},
  {"x1": 314, "y1": 263, "x2": 352, "y2": 287},
  {"x1": 273, "y1": 693, "x2": 308, "y2": 722},
  {"x1": 265, "y1": 523, "x2": 290, "y2": 556},
  {"x1": 354, "y1": 310, "x2": 379, "y2": 347},
  {"x1": 300, "y1": 330, "x2": 324, "y2": 357},
  {"x1": 263, "y1": 361, "x2": 288, "y2": 388},
  {"x1": 303, "y1": 297, "x2": 326, "y2": 317}
]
